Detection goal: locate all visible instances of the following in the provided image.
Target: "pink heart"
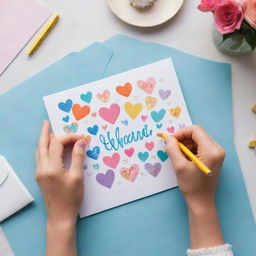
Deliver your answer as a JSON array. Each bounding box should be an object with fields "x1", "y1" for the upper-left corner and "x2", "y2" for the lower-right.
[
  {"x1": 103, "y1": 153, "x2": 120, "y2": 169},
  {"x1": 167, "y1": 126, "x2": 175, "y2": 134},
  {"x1": 141, "y1": 115, "x2": 148, "y2": 121},
  {"x1": 124, "y1": 147, "x2": 135, "y2": 157},
  {"x1": 137, "y1": 77, "x2": 156, "y2": 94},
  {"x1": 99, "y1": 103, "x2": 120, "y2": 124},
  {"x1": 145, "y1": 142, "x2": 154, "y2": 151}
]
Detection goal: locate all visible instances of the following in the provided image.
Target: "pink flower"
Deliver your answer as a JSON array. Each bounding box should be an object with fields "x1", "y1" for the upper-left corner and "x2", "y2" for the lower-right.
[
  {"x1": 245, "y1": 0, "x2": 256, "y2": 29},
  {"x1": 198, "y1": 0, "x2": 221, "y2": 12},
  {"x1": 214, "y1": 0, "x2": 245, "y2": 34}
]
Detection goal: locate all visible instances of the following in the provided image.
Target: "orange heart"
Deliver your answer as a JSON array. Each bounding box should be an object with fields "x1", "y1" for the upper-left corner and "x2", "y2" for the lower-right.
[
  {"x1": 116, "y1": 83, "x2": 132, "y2": 97},
  {"x1": 72, "y1": 104, "x2": 90, "y2": 121},
  {"x1": 169, "y1": 106, "x2": 181, "y2": 118}
]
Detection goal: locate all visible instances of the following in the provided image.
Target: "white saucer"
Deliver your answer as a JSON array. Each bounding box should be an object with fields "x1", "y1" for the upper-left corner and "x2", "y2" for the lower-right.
[{"x1": 107, "y1": 0, "x2": 184, "y2": 28}]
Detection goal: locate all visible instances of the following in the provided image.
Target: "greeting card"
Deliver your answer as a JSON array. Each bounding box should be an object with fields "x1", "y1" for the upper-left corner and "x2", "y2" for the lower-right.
[{"x1": 43, "y1": 59, "x2": 192, "y2": 217}]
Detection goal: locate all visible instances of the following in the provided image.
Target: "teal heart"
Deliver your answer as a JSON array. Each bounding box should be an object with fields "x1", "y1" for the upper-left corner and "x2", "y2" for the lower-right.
[
  {"x1": 157, "y1": 150, "x2": 168, "y2": 162},
  {"x1": 151, "y1": 109, "x2": 166, "y2": 123},
  {"x1": 93, "y1": 163, "x2": 100, "y2": 170},
  {"x1": 138, "y1": 152, "x2": 149, "y2": 162},
  {"x1": 80, "y1": 92, "x2": 92, "y2": 103},
  {"x1": 156, "y1": 123, "x2": 163, "y2": 129}
]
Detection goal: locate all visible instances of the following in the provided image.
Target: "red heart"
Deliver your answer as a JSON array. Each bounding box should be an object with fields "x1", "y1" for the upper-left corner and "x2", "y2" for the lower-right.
[{"x1": 72, "y1": 104, "x2": 90, "y2": 121}]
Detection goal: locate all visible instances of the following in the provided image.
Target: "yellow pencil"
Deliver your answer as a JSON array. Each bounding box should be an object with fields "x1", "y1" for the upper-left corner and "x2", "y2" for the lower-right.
[
  {"x1": 157, "y1": 133, "x2": 213, "y2": 176},
  {"x1": 27, "y1": 14, "x2": 60, "y2": 55}
]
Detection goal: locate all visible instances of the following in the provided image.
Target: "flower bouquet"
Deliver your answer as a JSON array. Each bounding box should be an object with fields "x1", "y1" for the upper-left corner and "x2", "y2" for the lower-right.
[{"x1": 198, "y1": 0, "x2": 256, "y2": 53}]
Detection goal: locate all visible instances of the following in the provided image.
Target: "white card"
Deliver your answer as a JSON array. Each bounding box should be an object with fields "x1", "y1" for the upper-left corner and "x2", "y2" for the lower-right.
[{"x1": 43, "y1": 59, "x2": 192, "y2": 217}]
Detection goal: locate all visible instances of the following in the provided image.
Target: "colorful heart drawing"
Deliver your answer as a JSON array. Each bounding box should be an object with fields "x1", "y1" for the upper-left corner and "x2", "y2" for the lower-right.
[
  {"x1": 102, "y1": 125, "x2": 108, "y2": 130},
  {"x1": 137, "y1": 77, "x2": 156, "y2": 94},
  {"x1": 72, "y1": 104, "x2": 90, "y2": 121},
  {"x1": 157, "y1": 150, "x2": 168, "y2": 162},
  {"x1": 144, "y1": 163, "x2": 162, "y2": 177},
  {"x1": 87, "y1": 125, "x2": 99, "y2": 135},
  {"x1": 138, "y1": 152, "x2": 149, "y2": 162},
  {"x1": 121, "y1": 120, "x2": 128, "y2": 126},
  {"x1": 169, "y1": 106, "x2": 181, "y2": 118},
  {"x1": 156, "y1": 123, "x2": 163, "y2": 129},
  {"x1": 145, "y1": 142, "x2": 154, "y2": 151},
  {"x1": 58, "y1": 99, "x2": 73, "y2": 113},
  {"x1": 62, "y1": 115, "x2": 69, "y2": 123},
  {"x1": 159, "y1": 89, "x2": 171, "y2": 100},
  {"x1": 63, "y1": 122, "x2": 78, "y2": 133},
  {"x1": 141, "y1": 115, "x2": 148, "y2": 121},
  {"x1": 99, "y1": 103, "x2": 120, "y2": 124},
  {"x1": 80, "y1": 91, "x2": 92, "y2": 103},
  {"x1": 97, "y1": 90, "x2": 110, "y2": 103},
  {"x1": 179, "y1": 123, "x2": 185, "y2": 129},
  {"x1": 145, "y1": 96, "x2": 157, "y2": 110},
  {"x1": 103, "y1": 153, "x2": 120, "y2": 169},
  {"x1": 87, "y1": 146, "x2": 100, "y2": 160},
  {"x1": 96, "y1": 169, "x2": 115, "y2": 189},
  {"x1": 124, "y1": 147, "x2": 135, "y2": 157},
  {"x1": 120, "y1": 164, "x2": 140, "y2": 182},
  {"x1": 93, "y1": 163, "x2": 100, "y2": 170},
  {"x1": 124, "y1": 102, "x2": 143, "y2": 120},
  {"x1": 167, "y1": 126, "x2": 175, "y2": 134},
  {"x1": 116, "y1": 82, "x2": 132, "y2": 97},
  {"x1": 151, "y1": 109, "x2": 166, "y2": 123}
]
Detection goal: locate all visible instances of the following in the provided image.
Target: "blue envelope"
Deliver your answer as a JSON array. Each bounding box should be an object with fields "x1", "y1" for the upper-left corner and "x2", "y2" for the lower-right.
[{"x1": 1, "y1": 35, "x2": 255, "y2": 256}]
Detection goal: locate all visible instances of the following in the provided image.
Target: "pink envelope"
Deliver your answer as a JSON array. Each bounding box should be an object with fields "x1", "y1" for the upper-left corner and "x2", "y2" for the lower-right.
[{"x1": 0, "y1": 0, "x2": 52, "y2": 75}]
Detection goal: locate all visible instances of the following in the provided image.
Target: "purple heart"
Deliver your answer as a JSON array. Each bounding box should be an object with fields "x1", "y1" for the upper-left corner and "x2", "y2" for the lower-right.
[
  {"x1": 96, "y1": 169, "x2": 115, "y2": 189},
  {"x1": 144, "y1": 163, "x2": 162, "y2": 177},
  {"x1": 159, "y1": 89, "x2": 171, "y2": 100}
]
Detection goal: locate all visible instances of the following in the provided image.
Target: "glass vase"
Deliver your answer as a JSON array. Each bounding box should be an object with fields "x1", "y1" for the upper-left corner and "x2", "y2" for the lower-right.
[{"x1": 213, "y1": 29, "x2": 253, "y2": 54}]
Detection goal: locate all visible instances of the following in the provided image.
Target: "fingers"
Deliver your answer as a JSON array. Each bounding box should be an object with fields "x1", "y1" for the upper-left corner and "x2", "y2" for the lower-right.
[
  {"x1": 48, "y1": 134, "x2": 83, "y2": 167},
  {"x1": 174, "y1": 125, "x2": 216, "y2": 149},
  {"x1": 166, "y1": 136, "x2": 191, "y2": 172},
  {"x1": 37, "y1": 120, "x2": 50, "y2": 162},
  {"x1": 70, "y1": 140, "x2": 86, "y2": 176}
]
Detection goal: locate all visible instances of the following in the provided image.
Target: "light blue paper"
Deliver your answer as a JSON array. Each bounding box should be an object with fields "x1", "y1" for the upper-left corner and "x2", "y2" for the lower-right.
[{"x1": 1, "y1": 35, "x2": 255, "y2": 256}]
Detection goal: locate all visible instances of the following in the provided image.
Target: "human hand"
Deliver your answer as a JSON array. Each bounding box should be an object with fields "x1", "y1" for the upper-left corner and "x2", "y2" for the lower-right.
[
  {"x1": 166, "y1": 125, "x2": 225, "y2": 211},
  {"x1": 35, "y1": 120, "x2": 87, "y2": 227}
]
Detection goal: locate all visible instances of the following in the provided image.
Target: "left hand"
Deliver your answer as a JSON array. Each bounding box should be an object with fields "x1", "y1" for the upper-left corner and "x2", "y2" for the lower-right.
[{"x1": 35, "y1": 120, "x2": 87, "y2": 226}]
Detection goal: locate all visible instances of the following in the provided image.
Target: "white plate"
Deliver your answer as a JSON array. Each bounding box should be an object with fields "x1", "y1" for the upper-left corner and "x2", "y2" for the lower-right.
[{"x1": 107, "y1": 0, "x2": 184, "y2": 28}]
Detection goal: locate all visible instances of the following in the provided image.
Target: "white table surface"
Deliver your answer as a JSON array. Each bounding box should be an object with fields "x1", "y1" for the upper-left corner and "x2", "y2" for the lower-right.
[{"x1": 1, "y1": 0, "x2": 256, "y2": 254}]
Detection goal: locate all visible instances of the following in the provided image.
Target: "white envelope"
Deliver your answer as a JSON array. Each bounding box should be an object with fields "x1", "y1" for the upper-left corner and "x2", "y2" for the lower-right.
[{"x1": 0, "y1": 156, "x2": 33, "y2": 222}]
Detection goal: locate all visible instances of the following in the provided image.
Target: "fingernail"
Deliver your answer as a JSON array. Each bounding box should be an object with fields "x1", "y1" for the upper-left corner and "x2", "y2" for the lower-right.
[
  {"x1": 77, "y1": 140, "x2": 86, "y2": 149},
  {"x1": 83, "y1": 135, "x2": 91, "y2": 146}
]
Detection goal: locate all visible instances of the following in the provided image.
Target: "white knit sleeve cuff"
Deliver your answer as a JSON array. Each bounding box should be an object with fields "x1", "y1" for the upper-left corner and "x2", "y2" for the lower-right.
[{"x1": 187, "y1": 244, "x2": 233, "y2": 256}]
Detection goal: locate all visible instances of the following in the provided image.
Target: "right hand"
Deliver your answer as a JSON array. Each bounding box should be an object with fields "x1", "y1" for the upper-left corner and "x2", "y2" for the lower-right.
[{"x1": 166, "y1": 125, "x2": 225, "y2": 210}]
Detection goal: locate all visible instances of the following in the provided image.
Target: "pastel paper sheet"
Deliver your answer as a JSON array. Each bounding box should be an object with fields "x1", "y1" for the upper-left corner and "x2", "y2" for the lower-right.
[
  {"x1": 43, "y1": 59, "x2": 192, "y2": 217},
  {"x1": 0, "y1": 0, "x2": 52, "y2": 75}
]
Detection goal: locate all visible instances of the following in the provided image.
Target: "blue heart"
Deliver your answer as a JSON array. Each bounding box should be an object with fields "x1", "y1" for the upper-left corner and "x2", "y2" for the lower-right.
[
  {"x1": 80, "y1": 92, "x2": 92, "y2": 103},
  {"x1": 151, "y1": 109, "x2": 166, "y2": 123},
  {"x1": 138, "y1": 152, "x2": 149, "y2": 162},
  {"x1": 121, "y1": 120, "x2": 128, "y2": 126},
  {"x1": 87, "y1": 146, "x2": 100, "y2": 160},
  {"x1": 157, "y1": 150, "x2": 168, "y2": 162},
  {"x1": 62, "y1": 115, "x2": 69, "y2": 123},
  {"x1": 156, "y1": 123, "x2": 163, "y2": 129},
  {"x1": 87, "y1": 125, "x2": 99, "y2": 135},
  {"x1": 93, "y1": 163, "x2": 100, "y2": 170},
  {"x1": 58, "y1": 99, "x2": 73, "y2": 113}
]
